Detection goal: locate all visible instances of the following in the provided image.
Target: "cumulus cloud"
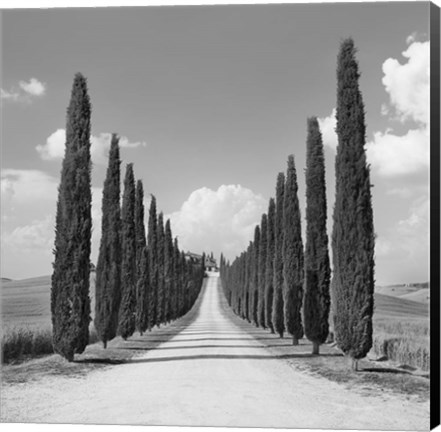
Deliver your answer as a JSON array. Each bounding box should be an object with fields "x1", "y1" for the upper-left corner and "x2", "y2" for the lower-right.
[
  {"x1": 366, "y1": 126, "x2": 429, "y2": 177},
  {"x1": 3, "y1": 215, "x2": 54, "y2": 253},
  {"x1": 1, "y1": 88, "x2": 20, "y2": 101},
  {"x1": 36, "y1": 129, "x2": 66, "y2": 161},
  {"x1": 36, "y1": 129, "x2": 147, "y2": 165},
  {"x1": 375, "y1": 195, "x2": 429, "y2": 284},
  {"x1": 318, "y1": 109, "x2": 337, "y2": 151},
  {"x1": 19, "y1": 78, "x2": 46, "y2": 97},
  {"x1": 2, "y1": 167, "x2": 104, "y2": 270},
  {"x1": 319, "y1": 39, "x2": 429, "y2": 179},
  {"x1": 382, "y1": 40, "x2": 429, "y2": 125},
  {"x1": 168, "y1": 185, "x2": 267, "y2": 261},
  {"x1": 367, "y1": 39, "x2": 429, "y2": 177},
  {"x1": 1, "y1": 77, "x2": 46, "y2": 103},
  {"x1": 1, "y1": 169, "x2": 58, "y2": 205}
]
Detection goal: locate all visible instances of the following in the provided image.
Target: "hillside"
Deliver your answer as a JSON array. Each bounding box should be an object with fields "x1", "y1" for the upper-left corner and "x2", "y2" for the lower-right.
[
  {"x1": 2, "y1": 274, "x2": 428, "y2": 329},
  {"x1": 375, "y1": 284, "x2": 429, "y2": 305},
  {"x1": 2, "y1": 274, "x2": 96, "y2": 328},
  {"x1": 373, "y1": 292, "x2": 428, "y2": 320}
]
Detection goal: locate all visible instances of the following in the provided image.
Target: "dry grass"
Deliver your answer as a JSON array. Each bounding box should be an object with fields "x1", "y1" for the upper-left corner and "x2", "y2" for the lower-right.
[
  {"x1": 2, "y1": 325, "x2": 53, "y2": 363},
  {"x1": 2, "y1": 324, "x2": 99, "y2": 364},
  {"x1": 372, "y1": 318, "x2": 429, "y2": 371}
]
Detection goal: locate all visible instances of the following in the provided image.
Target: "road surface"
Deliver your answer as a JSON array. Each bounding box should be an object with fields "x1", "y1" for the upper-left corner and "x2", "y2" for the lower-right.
[{"x1": 1, "y1": 273, "x2": 428, "y2": 429}]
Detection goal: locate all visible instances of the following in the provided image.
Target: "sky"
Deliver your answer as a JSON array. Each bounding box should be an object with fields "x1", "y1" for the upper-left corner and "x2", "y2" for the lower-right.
[{"x1": 1, "y1": 1, "x2": 431, "y2": 285}]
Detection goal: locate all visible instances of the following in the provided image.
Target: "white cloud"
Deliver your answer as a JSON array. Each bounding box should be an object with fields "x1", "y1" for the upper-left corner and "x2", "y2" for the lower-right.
[
  {"x1": 36, "y1": 129, "x2": 147, "y2": 165},
  {"x1": 375, "y1": 195, "x2": 429, "y2": 284},
  {"x1": 19, "y1": 78, "x2": 46, "y2": 97},
  {"x1": 320, "y1": 39, "x2": 429, "y2": 179},
  {"x1": 318, "y1": 109, "x2": 337, "y2": 151},
  {"x1": 168, "y1": 184, "x2": 267, "y2": 261},
  {"x1": 406, "y1": 32, "x2": 418, "y2": 45},
  {"x1": 367, "y1": 39, "x2": 429, "y2": 177},
  {"x1": 1, "y1": 169, "x2": 58, "y2": 205},
  {"x1": 3, "y1": 215, "x2": 54, "y2": 253},
  {"x1": 382, "y1": 40, "x2": 429, "y2": 125},
  {"x1": 1, "y1": 77, "x2": 46, "y2": 103},
  {"x1": 1, "y1": 168, "x2": 104, "y2": 269},
  {"x1": 375, "y1": 237, "x2": 392, "y2": 257},
  {"x1": 366, "y1": 126, "x2": 429, "y2": 177},
  {"x1": 36, "y1": 129, "x2": 66, "y2": 160},
  {"x1": 1, "y1": 88, "x2": 20, "y2": 101}
]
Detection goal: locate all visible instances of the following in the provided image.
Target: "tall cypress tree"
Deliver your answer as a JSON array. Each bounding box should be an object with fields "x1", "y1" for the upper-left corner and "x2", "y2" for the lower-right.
[
  {"x1": 245, "y1": 242, "x2": 252, "y2": 322},
  {"x1": 156, "y1": 212, "x2": 165, "y2": 325},
  {"x1": 251, "y1": 226, "x2": 260, "y2": 326},
  {"x1": 173, "y1": 238, "x2": 181, "y2": 321},
  {"x1": 304, "y1": 117, "x2": 331, "y2": 355},
  {"x1": 147, "y1": 195, "x2": 158, "y2": 330},
  {"x1": 265, "y1": 198, "x2": 276, "y2": 333},
  {"x1": 135, "y1": 180, "x2": 149, "y2": 335},
  {"x1": 117, "y1": 163, "x2": 137, "y2": 340},
  {"x1": 272, "y1": 172, "x2": 285, "y2": 338},
  {"x1": 179, "y1": 251, "x2": 187, "y2": 316},
  {"x1": 332, "y1": 38, "x2": 375, "y2": 370},
  {"x1": 51, "y1": 73, "x2": 92, "y2": 361},
  {"x1": 258, "y1": 213, "x2": 267, "y2": 328},
  {"x1": 164, "y1": 219, "x2": 174, "y2": 323},
  {"x1": 95, "y1": 134, "x2": 121, "y2": 348},
  {"x1": 282, "y1": 155, "x2": 304, "y2": 345}
]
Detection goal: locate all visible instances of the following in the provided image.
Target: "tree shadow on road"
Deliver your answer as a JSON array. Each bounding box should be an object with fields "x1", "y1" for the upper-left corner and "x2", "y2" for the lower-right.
[
  {"x1": 361, "y1": 367, "x2": 413, "y2": 375},
  {"x1": 75, "y1": 351, "x2": 343, "y2": 365}
]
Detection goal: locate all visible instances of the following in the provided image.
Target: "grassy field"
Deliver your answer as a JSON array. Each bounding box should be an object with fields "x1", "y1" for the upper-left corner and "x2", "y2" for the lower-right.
[
  {"x1": 372, "y1": 292, "x2": 429, "y2": 371},
  {"x1": 2, "y1": 274, "x2": 96, "y2": 363},
  {"x1": 1, "y1": 276, "x2": 429, "y2": 369},
  {"x1": 375, "y1": 284, "x2": 430, "y2": 304},
  {"x1": 2, "y1": 275, "x2": 96, "y2": 327}
]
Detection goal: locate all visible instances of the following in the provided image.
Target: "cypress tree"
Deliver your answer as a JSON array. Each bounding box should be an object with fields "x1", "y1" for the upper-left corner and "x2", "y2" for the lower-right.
[
  {"x1": 135, "y1": 180, "x2": 147, "y2": 264},
  {"x1": 332, "y1": 38, "x2": 375, "y2": 370},
  {"x1": 51, "y1": 73, "x2": 92, "y2": 361},
  {"x1": 136, "y1": 247, "x2": 150, "y2": 335},
  {"x1": 258, "y1": 213, "x2": 267, "y2": 328},
  {"x1": 156, "y1": 212, "x2": 165, "y2": 325},
  {"x1": 135, "y1": 180, "x2": 149, "y2": 335},
  {"x1": 282, "y1": 155, "x2": 304, "y2": 345},
  {"x1": 164, "y1": 219, "x2": 174, "y2": 323},
  {"x1": 173, "y1": 238, "x2": 181, "y2": 320},
  {"x1": 272, "y1": 173, "x2": 285, "y2": 338},
  {"x1": 303, "y1": 117, "x2": 331, "y2": 355},
  {"x1": 201, "y1": 252, "x2": 206, "y2": 274},
  {"x1": 94, "y1": 134, "x2": 121, "y2": 348},
  {"x1": 117, "y1": 163, "x2": 137, "y2": 340},
  {"x1": 147, "y1": 195, "x2": 158, "y2": 329},
  {"x1": 265, "y1": 198, "x2": 276, "y2": 333},
  {"x1": 180, "y1": 251, "x2": 187, "y2": 316},
  {"x1": 245, "y1": 242, "x2": 252, "y2": 322},
  {"x1": 251, "y1": 226, "x2": 260, "y2": 326}
]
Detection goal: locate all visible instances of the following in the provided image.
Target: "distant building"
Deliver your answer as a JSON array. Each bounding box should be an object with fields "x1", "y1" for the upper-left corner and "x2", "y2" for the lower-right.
[
  {"x1": 204, "y1": 256, "x2": 217, "y2": 272},
  {"x1": 184, "y1": 252, "x2": 218, "y2": 272},
  {"x1": 185, "y1": 252, "x2": 203, "y2": 265}
]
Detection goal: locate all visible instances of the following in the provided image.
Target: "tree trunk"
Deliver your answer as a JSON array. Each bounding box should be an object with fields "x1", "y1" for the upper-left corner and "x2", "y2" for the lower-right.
[
  {"x1": 312, "y1": 342, "x2": 319, "y2": 355},
  {"x1": 351, "y1": 358, "x2": 359, "y2": 371},
  {"x1": 103, "y1": 340, "x2": 107, "y2": 349},
  {"x1": 292, "y1": 336, "x2": 299, "y2": 346},
  {"x1": 278, "y1": 332, "x2": 284, "y2": 339}
]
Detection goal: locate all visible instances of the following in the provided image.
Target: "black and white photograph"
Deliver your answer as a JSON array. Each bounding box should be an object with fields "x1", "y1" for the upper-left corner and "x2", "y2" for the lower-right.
[{"x1": 1, "y1": 1, "x2": 439, "y2": 430}]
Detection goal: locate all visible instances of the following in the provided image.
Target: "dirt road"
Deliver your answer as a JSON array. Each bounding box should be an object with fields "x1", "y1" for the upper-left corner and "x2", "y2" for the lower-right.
[{"x1": 1, "y1": 273, "x2": 428, "y2": 429}]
